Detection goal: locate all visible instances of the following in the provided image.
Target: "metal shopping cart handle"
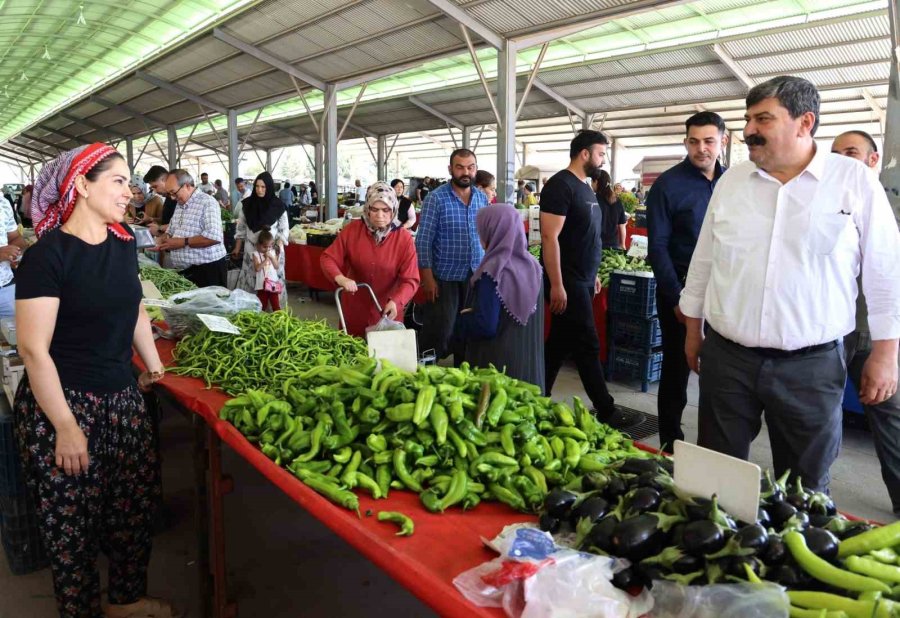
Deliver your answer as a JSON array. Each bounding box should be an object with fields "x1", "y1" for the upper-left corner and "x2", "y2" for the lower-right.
[{"x1": 334, "y1": 283, "x2": 382, "y2": 334}]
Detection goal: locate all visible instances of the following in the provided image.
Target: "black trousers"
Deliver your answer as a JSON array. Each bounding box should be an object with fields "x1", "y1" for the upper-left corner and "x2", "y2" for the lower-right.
[
  {"x1": 544, "y1": 283, "x2": 616, "y2": 417},
  {"x1": 181, "y1": 256, "x2": 227, "y2": 288},
  {"x1": 698, "y1": 329, "x2": 845, "y2": 492},
  {"x1": 656, "y1": 295, "x2": 691, "y2": 450},
  {"x1": 419, "y1": 278, "x2": 468, "y2": 364}
]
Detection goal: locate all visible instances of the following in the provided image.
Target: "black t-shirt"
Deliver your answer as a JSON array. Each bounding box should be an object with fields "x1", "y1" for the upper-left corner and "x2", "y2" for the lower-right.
[
  {"x1": 397, "y1": 196, "x2": 413, "y2": 224},
  {"x1": 161, "y1": 196, "x2": 177, "y2": 225},
  {"x1": 540, "y1": 169, "x2": 602, "y2": 286},
  {"x1": 598, "y1": 195, "x2": 627, "y2": 249},
  {"x1": 16, "y1": 226, "x2": 142, "y2": 393},
  {"x1": 418, "y1": 185, "x2": 429, "y2": 203}
]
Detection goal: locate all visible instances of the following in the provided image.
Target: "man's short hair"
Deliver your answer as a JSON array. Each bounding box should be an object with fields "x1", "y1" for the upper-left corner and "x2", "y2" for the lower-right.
[
  {"x1": 746, "y1": 75, "x2": 820, "y2": 135},
  {"x1": 569, "y1": 130, "x2": 609, "y2": 159},
  {"x1": 284, "y1": 181, "x2": 290, "y2": 187},
  {"x1": 171, "y1": 169, "x2": 194, "y2": 188},
  {"x1": 449, "y1": 148, "x2": 477, "y2": 166},
  {"x1": 838, "y1": 130, "x2": 878, "y2": 153},
  {"x1": 200, "y1": 172, "x2": 208, "y2": 178},
  {"x1": 143, "y1": 165, "x2": 168, "y2": 184},
  {"x1": 214, "y1": 179, "x2": 222, "y2": 187},
  {"x1": 235, "y1": 177, "x2": 245, "y2": 185},
  {"x1": 685, "y1": 111, "x2": 726, "y2": 135}
]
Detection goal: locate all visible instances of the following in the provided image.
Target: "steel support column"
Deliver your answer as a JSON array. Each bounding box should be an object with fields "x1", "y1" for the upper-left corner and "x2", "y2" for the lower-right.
[
  {"x1": 610, "y1": 138, "x2": 623, "y2": 183},
  {"x1": 126, "y1": 137, "x2": 134, "y2": 174},
  {"x1": 462, "y1": 126, "x2": 472, "y2": 151},
  {"x1": 167, "y1": 126, "x2": 178, "y2": 170},
  {"x1": 496, "y1": 40, "x2": 518, "y2": 204},
  {"x1": 265, "y1": 150, "x2": 273, "y2": 173},
  {"x1": 315, "y1": 143, "x2": 324, "y2": 207},
  {"x1": 725, "y1": 130, "x2": 734, "y2": 168},
  {"x1": 227, "y1": 110, "x2": 240, "y2": 208},
  {"x1": 324, "y1": 85, "x2": 339, "y2": 221},
  {"x1": 377, "y1": 135, "x2": 387, "y2": 181},
  {"x1": 884, "y1": 45, "x2": 900, "y2": 221}
]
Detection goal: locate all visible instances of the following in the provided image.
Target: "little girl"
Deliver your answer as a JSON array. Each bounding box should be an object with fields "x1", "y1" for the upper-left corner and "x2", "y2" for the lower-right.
[{"x1": 252, "y1": 228, "x2": 282, "y2": 311}]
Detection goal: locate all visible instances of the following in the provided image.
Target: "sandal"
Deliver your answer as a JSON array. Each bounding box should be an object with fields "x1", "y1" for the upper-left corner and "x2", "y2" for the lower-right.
[{"x1": 104, "y1": 597, "x2": 182, "y2": 618}]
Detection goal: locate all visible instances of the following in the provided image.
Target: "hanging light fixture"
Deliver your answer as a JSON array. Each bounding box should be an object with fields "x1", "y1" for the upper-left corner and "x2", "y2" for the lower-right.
[
  {"x1": 76, "y1": 4, "x2": 87, "y2": 26},
  {"x1": 42, "y1": 45, "x2": 52, "y2": 60}
]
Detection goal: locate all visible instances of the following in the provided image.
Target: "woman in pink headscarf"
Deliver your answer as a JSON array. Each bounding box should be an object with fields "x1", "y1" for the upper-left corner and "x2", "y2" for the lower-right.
[{"x1": 14, "y1": 144, "x2": 176, "y2": 617}]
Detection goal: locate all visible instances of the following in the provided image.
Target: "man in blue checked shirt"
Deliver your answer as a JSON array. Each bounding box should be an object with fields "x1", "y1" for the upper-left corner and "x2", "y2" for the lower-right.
[{"x1": 415, "y1": 149, "x2": 488, "y2": 362}]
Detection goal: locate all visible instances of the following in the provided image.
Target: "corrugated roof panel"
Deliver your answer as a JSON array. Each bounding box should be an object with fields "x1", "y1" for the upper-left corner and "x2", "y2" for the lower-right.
[
  {"x1": 723, "y1": 14, "x2": 889, "y2": 57},
  {"x1": 103, "y1": 80, "x2": 156, "y2": 106},
  {"x1": 742, "y1": 41, "x2": 890, "y2": 76},
  {"x1": 615, "y1": 47, "x2": 719, "y2": 73},
  {"x1": 465, "y1": 0, "x2": 533, "y2": 33},
  {"x1": 153, "y1": 39, "x2": 239, "y2": 82},
  {"x1": 180, "y1": 56, "x2": 275, "y2": 94},
  {"x1": 785, "y1": 63, "x2": 890, "y2": 87}
]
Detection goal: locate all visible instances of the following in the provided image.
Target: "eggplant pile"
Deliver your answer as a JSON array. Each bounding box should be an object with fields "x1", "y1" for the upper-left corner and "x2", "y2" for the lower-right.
[{"x1": 539, "y1": 459, "x2": 879, "y2": 593}]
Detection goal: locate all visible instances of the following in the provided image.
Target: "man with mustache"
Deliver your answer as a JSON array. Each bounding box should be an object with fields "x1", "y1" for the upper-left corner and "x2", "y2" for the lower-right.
[
  {"x1": 416, "y1": 148, "x2": 488, "y2": 363},
  {"x1": 679, "y1": 76, "x2": 900, "y2": 491},
  {"x1": 541, "y1": 130, "x2": 619, "y2": 417},
  {"x1": 831, "y1": 130, "x2": 900, "y2": 517},
  {"x1": 647, "y1": 111, "x2": 728, "y2": 451}
]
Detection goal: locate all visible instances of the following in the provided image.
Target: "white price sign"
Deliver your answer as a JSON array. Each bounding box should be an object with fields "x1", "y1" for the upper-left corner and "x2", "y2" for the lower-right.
[
  {"x1": 196, "y1": 314, "x2": 241, "y2": 335},
  {"x1": 142, "y1": 298, "x2": 174, "y2": 308}
]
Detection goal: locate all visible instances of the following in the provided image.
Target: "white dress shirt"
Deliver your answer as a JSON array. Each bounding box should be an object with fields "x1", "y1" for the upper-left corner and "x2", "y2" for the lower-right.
[{"x1": 680, "y1": 146, "x2": 900, "y2": 350}]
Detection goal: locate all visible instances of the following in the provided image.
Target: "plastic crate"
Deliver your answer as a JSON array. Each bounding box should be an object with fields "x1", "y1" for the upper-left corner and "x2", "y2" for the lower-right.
[
  {"x1": 0, "y1": 493, "x2": 48, "y2": 575},
  {"x1": 609, "y1": 346, "x2": 663, "y2": 393},
  {"x1": 609, "y1": 271, "x2": 657, "y2": 318},
  {"x1": 610, "y1": 314, "x2": 662, "y2": 351},
  {"x1": 0, "y1": 414, "x2": 26, "y2": 498}
]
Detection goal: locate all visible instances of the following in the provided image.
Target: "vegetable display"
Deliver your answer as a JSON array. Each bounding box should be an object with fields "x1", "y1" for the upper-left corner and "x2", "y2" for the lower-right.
[
  {"x1": 221, "y1": 207, "x2": 234, "y2": 223},
  {"x1": 526, "y1": 246, "x2": 651, "y2": 288},
  {"x1": 217, "y1": 357, "x2": 648, "y2": 515},
  {"x1": 168, "y1": 311, "x2": 368, "y2": 395},
  {"x1": 139, "y1": 264, "x2": 197, "y2": 298},
  {"x1": 538, "y1": 461, "x2": 900, "y2": 616}
]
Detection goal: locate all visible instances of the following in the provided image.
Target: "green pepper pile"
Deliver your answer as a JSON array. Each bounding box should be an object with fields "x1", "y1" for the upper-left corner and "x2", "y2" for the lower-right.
[
  {"x1": 221, "y1": 207, "x2": 234, "y2": 223},
  {"x1": 218, "y1": 357, "x2": 646, "y2": 515},
  {"x1": 139, "y1": 264, "x2": 197, "y2": 298},
  {"x1": 598, "y1": 249, "x2": 651, "y2": 288},
  {"x1": 169, "y1": 311, "x2": 368, "y2": 395}
]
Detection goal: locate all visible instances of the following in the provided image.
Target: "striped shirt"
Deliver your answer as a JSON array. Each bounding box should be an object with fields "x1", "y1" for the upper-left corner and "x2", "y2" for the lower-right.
[
  {"x1": 415, "y1": 182, "x2": 488, "y2": 281},
  {"x1": 165, "y1": 189, "x2": 226, "y2": 270}
]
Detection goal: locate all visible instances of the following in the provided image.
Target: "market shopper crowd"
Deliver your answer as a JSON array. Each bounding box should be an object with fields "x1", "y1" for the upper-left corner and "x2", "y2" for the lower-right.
[{"x1": 3, "y1": 71, "x2": 899, "y2": 617}]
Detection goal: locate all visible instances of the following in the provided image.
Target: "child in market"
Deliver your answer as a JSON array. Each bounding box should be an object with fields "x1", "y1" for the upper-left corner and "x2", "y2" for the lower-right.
[{"x1": 253, "y1": 228, "x2": 282, "y2": 311}]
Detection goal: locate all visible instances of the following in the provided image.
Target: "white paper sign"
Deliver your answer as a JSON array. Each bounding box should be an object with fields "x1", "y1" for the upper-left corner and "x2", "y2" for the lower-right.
[
  {"x1": 142, "y1": 298, "x2": 174, "y2": 308},
  {"x1": 197, "y1": 314, "x2": 241, "y2": 335},
  {"x1": 673, "y1": 440, "x2": 761, "y2": 525},
  {"x1": 140, "y1": 280, "x2": 163, "y2": 300}
]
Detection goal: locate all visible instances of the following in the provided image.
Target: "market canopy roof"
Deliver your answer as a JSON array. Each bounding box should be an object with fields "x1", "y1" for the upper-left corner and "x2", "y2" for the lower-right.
[{"x1": 0, "y1": 0, "x2": 893, "y2": 168}]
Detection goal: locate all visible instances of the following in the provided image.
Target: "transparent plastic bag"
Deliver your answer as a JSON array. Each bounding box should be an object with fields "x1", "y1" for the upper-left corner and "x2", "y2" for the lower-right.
[
  {"x1": 365, "y1": 315, "x2": 406, "y2": 333},
  {"x1": 161, "y1": 286, "x2": 262, "y2": 337},
  {"x1": 649, "y1": 580, "x2": 789, "y2": 618},
  {"x1": 453, "y1": 525, "x2": 652, "y2": 618}
]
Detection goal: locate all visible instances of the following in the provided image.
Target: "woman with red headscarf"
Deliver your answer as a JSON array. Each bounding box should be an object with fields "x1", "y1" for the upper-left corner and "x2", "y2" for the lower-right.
[{"x1": 14, "y1": 144, "x2": 175, "y2": 617}]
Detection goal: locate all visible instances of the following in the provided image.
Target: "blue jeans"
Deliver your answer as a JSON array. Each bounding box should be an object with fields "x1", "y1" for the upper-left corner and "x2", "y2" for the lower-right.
[
  {"x1": 844, "y1": 330, "x2": 900, "y2": 517},
  {"x1": 0, "y1": 283, "x2": 15, "y2": 318}
]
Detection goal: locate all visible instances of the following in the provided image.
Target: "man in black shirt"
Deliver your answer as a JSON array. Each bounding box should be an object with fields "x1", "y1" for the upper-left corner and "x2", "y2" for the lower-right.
[
  {"x1": 541, "y1": 130, "x2": 618, "y2": 421},
  {"x1": 143, "y1": 165, "x2": 178, "y2": 228},
  {"x1": 646, "y1": 111, "x2": 727, "y2": 449}
]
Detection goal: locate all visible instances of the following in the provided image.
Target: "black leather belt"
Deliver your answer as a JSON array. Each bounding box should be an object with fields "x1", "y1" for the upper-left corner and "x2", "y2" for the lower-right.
[
  {"x1": 714, "y1": 329, "x2": 838, "y2": 359},
  {"x1": 0, "y1": 278, "x2": 14, "y2": 289}
]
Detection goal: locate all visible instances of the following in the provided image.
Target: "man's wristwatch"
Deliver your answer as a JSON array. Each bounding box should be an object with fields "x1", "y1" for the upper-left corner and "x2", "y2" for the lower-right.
[{"x1": 183, "y1": 237, "x2": 189, "y2": 248}]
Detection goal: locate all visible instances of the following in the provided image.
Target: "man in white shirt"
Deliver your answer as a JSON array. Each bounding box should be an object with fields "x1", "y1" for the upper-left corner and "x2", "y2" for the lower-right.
[
  {"x1": 197, "y1": 172, "x2": 215, "y2": 196},
  {"x1": 233, "y1": 177, "x2": 251, "y2": 220},
  {"x1": 831, "y1": 130, "x2": 900, "y2": 517},
  {"x1": 680, "y1": 76, "x2": 900, "y2": 491},
  {"x1": 0, "y1": 196, "x2": 27, "y2": 317}
]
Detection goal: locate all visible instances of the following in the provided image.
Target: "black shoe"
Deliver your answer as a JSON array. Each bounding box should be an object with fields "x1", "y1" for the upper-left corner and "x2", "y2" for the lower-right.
[{"x1": 593, "y1": 405, "x2": 641, "y2": 430}]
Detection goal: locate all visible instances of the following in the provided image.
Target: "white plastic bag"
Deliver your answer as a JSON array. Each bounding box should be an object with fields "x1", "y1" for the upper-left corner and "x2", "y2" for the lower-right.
[
  {"x1": 365, "y1": 315, "x2": 406, "y2": 333},
  {"x1": 162, "y1": 286, "x2": 262, "y2": 337},
  {"x1": 649, "y1": 580, "x2": 789, "y2": 618},
  {"x1": 453, "y1": 525, "x2": 652, "y2": 618}
]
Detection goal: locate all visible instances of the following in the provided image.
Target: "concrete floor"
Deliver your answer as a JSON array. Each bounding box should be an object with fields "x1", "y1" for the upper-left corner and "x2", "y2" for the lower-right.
[{"x1": 0, "y1": 285, "x2": 894, "y2": 617}]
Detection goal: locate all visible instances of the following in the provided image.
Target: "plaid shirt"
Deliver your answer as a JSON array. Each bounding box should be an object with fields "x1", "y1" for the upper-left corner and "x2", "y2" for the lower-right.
[
  {"x1": 0, "y1": 197, "x2": 17, "y2": 287},
  {"x1": 165, "y1": 188, "x2": 226, "y2": 270},
  {"x1": 415, "y1": 182, "x2": 488, "y2": 281}
]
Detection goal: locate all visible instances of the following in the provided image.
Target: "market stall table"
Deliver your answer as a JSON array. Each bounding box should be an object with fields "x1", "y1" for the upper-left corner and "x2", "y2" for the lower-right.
[
  {"x1": 138, "y1": 340, "x2": 529, "y2": 618},
  {"x1": 543, "y1": 288, "x2": 610, "y2": 363},
  {"x1": 283, "y1": 243, "x2": 337, "y2": 291}
]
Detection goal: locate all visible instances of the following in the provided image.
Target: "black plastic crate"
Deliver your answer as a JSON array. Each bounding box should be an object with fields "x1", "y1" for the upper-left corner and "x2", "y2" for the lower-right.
[
  {"x1": 0, "y1": 494, "x2": 48, "y2": 575},
  {"x1": 609, "y1": 271, "x2": 657, "y2": 318},
  {"x1": 0, "y1": 414, "x2": 26, "y2": 498},
  {"x1": 609, "y1": 345, "x2": 663, "y2": 393},
  {"x1": 610, "y1": 314, "x2": 662, "y2": 351}
]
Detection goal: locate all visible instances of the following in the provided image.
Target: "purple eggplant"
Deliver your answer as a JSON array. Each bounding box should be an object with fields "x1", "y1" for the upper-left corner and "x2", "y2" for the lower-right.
[{"x1": 681, "y1": 519, "x2": 726, "y2": 556}]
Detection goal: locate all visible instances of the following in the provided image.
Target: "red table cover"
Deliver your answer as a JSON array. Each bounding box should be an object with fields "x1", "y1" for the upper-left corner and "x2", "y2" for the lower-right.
[
  {"x1": 284, "y1": 244, "x2": 338, "y2": 291},
  {"x1": 140, "y1": 341, "x2": 525, "y2": 617},
  {"x1": 542, "y1": 287, "x2": 609, "y2": 363}
]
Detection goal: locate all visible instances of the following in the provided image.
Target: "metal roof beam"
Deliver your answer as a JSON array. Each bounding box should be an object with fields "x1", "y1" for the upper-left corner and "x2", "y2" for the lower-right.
[
  {"x1": 60, "y1": 112, "x2": 128, "y2": 141},
  {"x1": 135, "y1": 71, "x2": 228, "y2": 115},
  {"x1": 37, "y1": 126, "x2": 91, "y2": 146},
  {"x1": 212, "y1": 28, "x2": 326, "y2": 91},
  {"x1": 711, "y1": 43, "x2": 756, "y2": 89},
  {"x1": 532, "y1": 79, "x2": 586, "y2": 118},
  {"x1": 8, "y1": 139, "x2": 57, "y2": 159},
  {"x1": 90, "y1": 95, "x2": 168, "y2": 130},
  {"x1": 861, "y1": 89, "x2": 887, "y2": 127},
  {"x1": 0, "y1": 152, "x2": 38, "y2": 167},
  {"x1": 422, "y1": 0, "x2": 503, "y2": 49},
  {"x1": 20, "y1": 134, "x2": 65, "y2": 153},
  {"x1": 0, "y1": 146, "x2": 44, "y2": 164},
  {"x1": 408, "y1": 97, "x2": 464, "y2": 130}
]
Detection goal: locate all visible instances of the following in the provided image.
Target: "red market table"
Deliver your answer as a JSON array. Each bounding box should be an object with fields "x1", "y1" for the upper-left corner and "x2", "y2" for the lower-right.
[
  {"x1": 283, "y1": 243, "x2": 337, "y2": 291},
  {"x1": 543, "y1": 287, "x2": 610, "y2": 363},
  {"x1": 138, "y1": 340, "x2": 527, "y2": 618}
]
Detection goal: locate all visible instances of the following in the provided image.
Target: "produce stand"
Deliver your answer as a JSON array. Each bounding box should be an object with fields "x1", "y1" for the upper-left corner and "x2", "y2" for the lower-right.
[
  {"x1": 283, "y1": 244, "x2": 337, "y2": 291},
  {"x1": 136, "y1": 340, "x2": 530, "y2": 618}
]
